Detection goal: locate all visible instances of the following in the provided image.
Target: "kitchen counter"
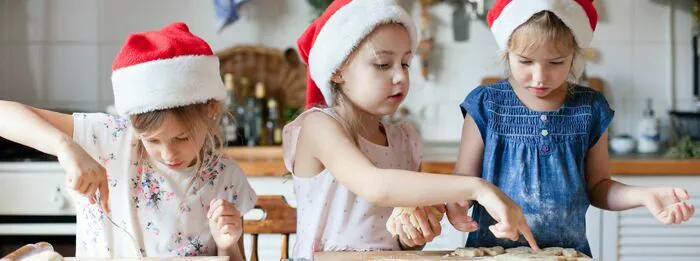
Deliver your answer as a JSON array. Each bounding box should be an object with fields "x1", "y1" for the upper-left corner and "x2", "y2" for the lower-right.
[
  {"x1": 222, "y1": 144, "x2": 700, "y2": 177},
  {"x1": 3, "y1": 145, "x2": 697, "y2": 176}
]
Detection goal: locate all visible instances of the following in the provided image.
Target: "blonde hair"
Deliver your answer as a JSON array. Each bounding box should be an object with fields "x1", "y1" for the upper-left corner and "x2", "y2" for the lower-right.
[
  {"x1": 328, "y1": 23, "x2": 404, "y2": 146},
  {"x1": 130, "y1": 100, "x2": 224, "y2": 170},
  {"x1": 505, "y1": 11, "x2": 581, "y2": 82}
]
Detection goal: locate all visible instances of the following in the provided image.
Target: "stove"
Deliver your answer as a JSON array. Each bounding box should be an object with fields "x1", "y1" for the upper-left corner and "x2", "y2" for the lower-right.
[{"x1": 0, "y1": 137, "x2": 75, "y2": 257}]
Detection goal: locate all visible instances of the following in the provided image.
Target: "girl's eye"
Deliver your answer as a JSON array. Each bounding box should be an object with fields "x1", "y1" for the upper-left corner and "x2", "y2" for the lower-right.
[
  {"x1": 147, "y1": 139, "x2": 160, "y2": 144},
  {"x1": 519, "y1": 60, "x2": 533, "y2": 65},
  {"x1": 375, "y1": 63, "x2": 390, "y2": 70},
  {"x1": 402, "y1": 63, "x2": 410, "y2": 69},
  {"x1": 175, "y1": 137, "x2": 189, "y2": 142},
  {"x1": 550, "y1": 61, "x2": 565, "y2": 65}
]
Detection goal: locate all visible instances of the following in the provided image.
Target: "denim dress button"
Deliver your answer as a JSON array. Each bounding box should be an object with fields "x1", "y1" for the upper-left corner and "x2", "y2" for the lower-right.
[
  {"x1": 542, "y1": 145, "x2": 550, "y2": 153},
  {"x1": 540, "y1": 115, "x2": 548, "y2": 122},
  {"x1": 541, "y1": 129, "x2": 549, "y2": 136}
]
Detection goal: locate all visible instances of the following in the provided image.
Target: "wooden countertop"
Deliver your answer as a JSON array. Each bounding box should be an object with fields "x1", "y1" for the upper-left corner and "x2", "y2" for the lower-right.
[{"x1": 223, "y1": 144, "x2": 700, "y2": 177}]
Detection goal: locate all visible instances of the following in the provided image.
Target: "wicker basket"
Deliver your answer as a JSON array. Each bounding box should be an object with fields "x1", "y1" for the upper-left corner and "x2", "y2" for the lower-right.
[{"x1": 216, "y1": 45, "x2": 307, "y2": 111}]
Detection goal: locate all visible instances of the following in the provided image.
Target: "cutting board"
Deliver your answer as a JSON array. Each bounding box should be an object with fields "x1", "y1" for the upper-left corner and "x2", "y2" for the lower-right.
[{"x1": 315, "y1": 251, "x2": 496, "y2": 261}]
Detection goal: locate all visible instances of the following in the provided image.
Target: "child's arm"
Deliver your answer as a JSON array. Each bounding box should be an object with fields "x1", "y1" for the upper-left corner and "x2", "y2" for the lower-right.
[
  {"x1": 587, "y1": 131, "x2": 695, "y2": 224},
  {"x1": 299, "y1": 112, "x2": 539, "y2": 249},
  {"x1": 0, "y1": 100, "x2": 73, "y2": 154},
  {"x1": 446, "y1": 115, "x2": 483, "y2": 232},
  {"x1": 0, "y1": 101, "x2": 110, "y2": 212}
]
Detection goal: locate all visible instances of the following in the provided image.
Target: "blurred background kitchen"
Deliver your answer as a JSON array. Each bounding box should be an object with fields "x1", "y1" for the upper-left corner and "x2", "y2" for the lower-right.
[{"x1": 0, "y1": 0, "x2": 699, "y2": 260}]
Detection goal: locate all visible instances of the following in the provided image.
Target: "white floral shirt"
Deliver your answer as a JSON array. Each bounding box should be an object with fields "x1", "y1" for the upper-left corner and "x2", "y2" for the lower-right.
[{"x1": 72, "y1": 113, "x2": 256, "y2": 258}]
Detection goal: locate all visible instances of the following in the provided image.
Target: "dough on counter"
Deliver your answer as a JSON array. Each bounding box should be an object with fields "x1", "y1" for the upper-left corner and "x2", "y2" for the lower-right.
[
  {"x1": 505, "y1": 246, "x2": 535, "y2": 254},
  {"x1": 385, "y1": 206, "x2": 444, "y2": 238},
  {"x1": 452, "y1": 247, "x2": 486, "y2": 257},
  {"x1": 480, "y1": 246, "x2": 506, "y2": 256},
  {"x1": 540, "y1": 247, "x2": 564, "y2": 256},
  {"x1": 562, "y1": 248, "x2": 580, "y2": 257},
  {"x1": 495, "y1": 253, "x2": 567, "y2": 261},
  {"x1": 24, "y1": 251, "x2": 64, "y2": 261}
]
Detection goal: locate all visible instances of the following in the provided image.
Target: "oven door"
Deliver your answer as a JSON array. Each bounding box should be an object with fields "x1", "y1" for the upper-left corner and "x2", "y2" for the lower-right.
[
  {"x1": 0, "y1": 216, "x2": 76, "y2": 257},
  {"x1": 0, "y1": 163, "x2": 77, "y2": 257}
]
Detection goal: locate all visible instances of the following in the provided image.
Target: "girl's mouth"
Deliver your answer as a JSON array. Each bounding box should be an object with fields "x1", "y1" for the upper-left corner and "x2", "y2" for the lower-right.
[{"x1": 388, "y1": 93, "x2": 405, "y2": 103}]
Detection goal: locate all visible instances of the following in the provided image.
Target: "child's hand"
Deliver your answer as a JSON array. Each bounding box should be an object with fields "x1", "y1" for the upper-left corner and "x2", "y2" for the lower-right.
[
  {"x1": 207, "y1": 198, "x2": 243, "y2": 251},
  {"x1": 395, "y1": 205, "x2": 445, "y2": 249},
  {"x1": 643, "y1": 187, "x2": 695, "y2": 225},
  {"x1": 446, "y1": 200, "x2": 478, "y2": 232},
  {"x1": 475, "y1": 182, "x2": 539, "y2": 251},
  {"x1": 56, "y1": 139, "x2": 110, "y2": 213}
]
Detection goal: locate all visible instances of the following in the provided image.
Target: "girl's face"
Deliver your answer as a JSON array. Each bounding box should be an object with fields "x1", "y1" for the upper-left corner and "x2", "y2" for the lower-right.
[
  {"x1": 508, "y1": 44, "x2": 574, "y2": 99},
  {"x1": 137, "y1": 113, "x2": 206, "y2": 170},
  {"x1": 335, "y1": 23, "x2": 412, "y2": 116}
]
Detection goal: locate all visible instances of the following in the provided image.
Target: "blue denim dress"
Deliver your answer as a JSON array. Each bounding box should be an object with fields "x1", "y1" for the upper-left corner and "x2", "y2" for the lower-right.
[{"x1": 460, "y1": 80, "x2": 614, "y2": 256}]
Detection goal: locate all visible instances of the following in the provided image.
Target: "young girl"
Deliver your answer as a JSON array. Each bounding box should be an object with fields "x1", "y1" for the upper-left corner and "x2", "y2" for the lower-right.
[
  {"x1": 446, "y1": 0, "x2": 695, "y2": 256},
  {"x1": 285, "y1": 0, "x2": 539, "y2": 259},
  {"x1": 0, "y1": 23, "x2": 256, "y2": 259}
]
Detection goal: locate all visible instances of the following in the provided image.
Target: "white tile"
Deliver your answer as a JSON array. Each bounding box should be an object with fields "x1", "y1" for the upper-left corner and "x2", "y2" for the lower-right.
[
  {"x1": 46, "y1": 0, "x2": 98, "y2": 42},
  {"x1": 418, "y1": 100, "x2": 464, "y2": 142},
  {"x1": 247, "y1": 1, "x2": 310, "y2": 50},
  {"x1": 673, "y1": 44, "x2": 694, "y2": 109},
  {"x1": 631, "y1": 44, "x2": 671, "y2": 104},
  {"x1": 591, "y1": 0, "x2": 633, "y2": 43},
  {"x1": 0, "y1": 0, "x2": 7, "y2": 43},
  {"x1": 98, "y1": 45, "x2": 121, "y2": 105},
  {"x1": 6, "y1": 44, "x2": 46, "y2": 102},
  {"x1": 6, "y1": 0, "x2": 47, "y2": 43},
  {"x1": 0, "y1": 45, "x2": 7, "y2": 98},
  {"x1": 98, "y1": 0, "x2": 212, "y2": 44},
  {"x1": 585, "y1": 43, "x2": 633, "y2": 101},
  {"x1": 609, "y1": 98, "x2": 632, "y2": 136},
  {"x1": 672, "y1": 0, "x2": 694, "y2": 45},
  {"x1": 632, "y1": 0, "x2": 670, "y2": 43},
  {"x1": 45, "y1": 45, "x2": 99, "y2": 104}
]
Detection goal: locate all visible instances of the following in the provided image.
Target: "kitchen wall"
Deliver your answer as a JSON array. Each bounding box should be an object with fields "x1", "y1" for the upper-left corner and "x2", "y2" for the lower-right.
[{"x1": 1, "y1": 0, "x2": 697, "y2": 142}]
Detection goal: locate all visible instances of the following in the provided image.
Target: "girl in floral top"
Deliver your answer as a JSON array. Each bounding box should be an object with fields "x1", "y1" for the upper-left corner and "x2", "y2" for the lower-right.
[{"x1": 0, "y1": 22, "x2": 256, "y2": 260}]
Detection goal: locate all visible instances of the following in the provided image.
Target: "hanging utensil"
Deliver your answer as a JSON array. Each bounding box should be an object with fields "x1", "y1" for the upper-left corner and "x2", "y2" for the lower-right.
[{"x1": 451, "y1": 0, "x2": 469, "y2": 42}]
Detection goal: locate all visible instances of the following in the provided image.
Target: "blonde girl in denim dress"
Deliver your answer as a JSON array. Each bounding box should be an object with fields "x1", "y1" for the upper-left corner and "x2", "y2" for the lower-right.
[{"x1": 446, "y1": 0, "x2": 695, "y2": 256}]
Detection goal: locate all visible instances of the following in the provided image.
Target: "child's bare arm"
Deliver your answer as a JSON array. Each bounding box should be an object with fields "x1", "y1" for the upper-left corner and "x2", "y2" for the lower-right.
[
  {"x1": 0, "y1": 100, "x2": 110, "y2": 211},
  {"x1": 298, "y1": 112, "x2": 539, "y2": 249},
  {"x1": 446, "y1": 115, "x2": 484, "y2": 232},
  {"x1": 587, "y1": 131, "x2": 694, "y2": 224},
  {"x1": 0, "y1": 100, "x2": 73, "y2": 154},
  {"x1": 301, "y1": 111, "x2": 487, "y2": 206},
  {"x1": 586, "y1": 131, "x2": 639, "y2": 210}
]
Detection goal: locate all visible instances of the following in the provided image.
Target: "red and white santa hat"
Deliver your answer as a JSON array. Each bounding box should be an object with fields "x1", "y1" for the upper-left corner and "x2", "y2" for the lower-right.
[
  {"x1": 487, "y1": 0, "x2": 598, "y2": 49},
  {"x1": 111, "y1": 22, "x2": 226, "y2": 117},
  {"x1": 487, "y1": 0, "x2": 598, "y2": 77},
  {"x1": 297, "y1": 0, "x2": 417, "y2": 109}
]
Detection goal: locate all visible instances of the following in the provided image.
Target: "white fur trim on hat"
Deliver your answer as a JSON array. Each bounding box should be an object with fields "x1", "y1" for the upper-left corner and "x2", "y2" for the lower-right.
[
  {"x1": 307, "y1": 0, "x2": 417, "y2": 107},
  {"x1": 491, "y1": 0, "x2": 594, "y2": 50},
  {"x1": 112, "y1": 55, "x2": 226, "y2": 116}
]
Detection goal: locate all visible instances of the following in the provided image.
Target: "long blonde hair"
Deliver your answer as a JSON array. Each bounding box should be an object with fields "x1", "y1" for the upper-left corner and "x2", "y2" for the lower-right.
[
  {"x1": 505, "y1": 10, "x2": 581, "y2": 83},
  {"x1": 130, "y1": 100, "x2": 224, "y2": 170}
]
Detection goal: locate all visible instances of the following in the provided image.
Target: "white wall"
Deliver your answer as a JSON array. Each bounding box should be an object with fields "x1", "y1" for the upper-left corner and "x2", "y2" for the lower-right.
[{"x1": 1, "y1": 0, "x2": 697, "y2": 142}]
